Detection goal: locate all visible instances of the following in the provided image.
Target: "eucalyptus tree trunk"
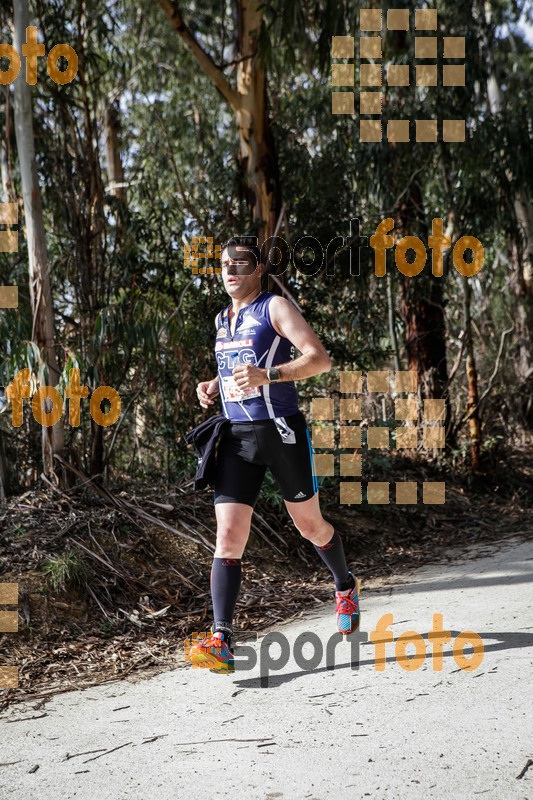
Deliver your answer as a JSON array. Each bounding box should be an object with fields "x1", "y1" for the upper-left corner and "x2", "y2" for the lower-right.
[
  {"x1": 386, "y1": 272, "x2": 401, "y2": 372},
  {"x1": 13, "y1": 0, "x2": 65, "y2": 485},
  {"x1": 463, "y1": 277, "x2": 482, "y2": 470},
  {"x1": 484, "y1": 1, "x2": 533, "y2": 384},
  {"x1": 439, "y1": 144, "x2": 477, "y2": 456},
  {"x1": 234, "y1": 0, "x2": 281, "y2": 241},
  {"x1": 396, "y1": 183, "x2": 450, "y2": 403},
  {"x1": 155, "y1": 0, "x2": 282, "y2": 245},
  {"x1": 0, "y1": 124, "x2": 11, "y2": 501},
  {"x1": 106, "y1": 103, "x2": 125, "y2": 198},
  {"x1": 68, "y1": 13, "x2": 109, "y2": 482},
  {"x1": 386, "y1": 27, "x2": 449, "y2": 406}
]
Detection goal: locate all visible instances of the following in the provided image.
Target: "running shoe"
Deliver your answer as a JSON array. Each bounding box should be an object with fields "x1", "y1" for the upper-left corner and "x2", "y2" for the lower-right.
[
  {"x1": 189, "y1": 630, "x2": 235, "y2": 674},
  {"x1": 335, "y1": 572, "x2": 360, "y2": 635}
]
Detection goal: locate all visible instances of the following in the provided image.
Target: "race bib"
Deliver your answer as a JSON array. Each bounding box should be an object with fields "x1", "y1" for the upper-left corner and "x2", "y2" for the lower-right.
[{"x1": 221, "y1": 375, "x2": 260, "y2": 403}]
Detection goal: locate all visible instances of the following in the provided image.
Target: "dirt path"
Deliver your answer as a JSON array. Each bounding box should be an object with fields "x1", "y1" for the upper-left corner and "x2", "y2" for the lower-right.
[{"x1": 1, "y1": 536, "x2": 532, "y2": 800}]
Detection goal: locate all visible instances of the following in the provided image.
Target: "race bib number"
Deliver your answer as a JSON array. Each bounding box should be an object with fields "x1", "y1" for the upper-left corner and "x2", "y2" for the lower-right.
[{"x1": 221, "y1": 375, "x2": 260, "y2": 403}]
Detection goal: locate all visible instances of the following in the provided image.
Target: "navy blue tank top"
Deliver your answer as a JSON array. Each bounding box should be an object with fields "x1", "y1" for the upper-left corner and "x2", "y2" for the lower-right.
[{"x1": 215, "y1": 291, "x2": 299, "y2": 422}]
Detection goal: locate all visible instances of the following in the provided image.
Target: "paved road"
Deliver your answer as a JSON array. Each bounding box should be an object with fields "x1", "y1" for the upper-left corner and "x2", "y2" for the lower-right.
[{"x1": 1, "y1": 536, "x2": 532, "y2": 800}]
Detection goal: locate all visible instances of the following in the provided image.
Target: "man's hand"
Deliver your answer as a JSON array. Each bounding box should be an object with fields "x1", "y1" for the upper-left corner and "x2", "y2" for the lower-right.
[
  {"x1": 232, "y1": 364, "x2": 267, "y2": 390},
  {"x1": 197, "y1": 378, "x2": 219, "y2": 409}
]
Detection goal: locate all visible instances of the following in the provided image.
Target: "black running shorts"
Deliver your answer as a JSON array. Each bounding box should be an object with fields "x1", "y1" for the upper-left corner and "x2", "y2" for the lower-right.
[{"x1": 214, "y1": 411, "x2": 319, "y2": 507}]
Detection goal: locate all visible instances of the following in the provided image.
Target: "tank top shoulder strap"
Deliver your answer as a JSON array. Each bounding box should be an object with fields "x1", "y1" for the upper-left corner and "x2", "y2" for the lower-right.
[{"x1": 254, "y1": 291, "x2": 277, "y2": 331}]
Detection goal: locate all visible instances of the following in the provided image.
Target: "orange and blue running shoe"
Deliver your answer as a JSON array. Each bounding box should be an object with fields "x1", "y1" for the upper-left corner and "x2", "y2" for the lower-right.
[
  {"x1": 189, "y1": 630, "x2": 235, "y2": 674},
  {"x1": 335, "y1": 572, "x2": 361, "y2": 635}
]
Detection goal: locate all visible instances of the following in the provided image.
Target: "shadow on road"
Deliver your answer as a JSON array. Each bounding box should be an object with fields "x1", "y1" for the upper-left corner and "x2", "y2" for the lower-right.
[{"x1": 230, "y1": 628, "x2": 533, "y2": 689}]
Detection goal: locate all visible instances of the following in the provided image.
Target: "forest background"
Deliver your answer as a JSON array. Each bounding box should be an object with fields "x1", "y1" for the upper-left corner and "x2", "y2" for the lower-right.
[{"x1": 0, "y1": 0, "x2": 532, "y2": 699}]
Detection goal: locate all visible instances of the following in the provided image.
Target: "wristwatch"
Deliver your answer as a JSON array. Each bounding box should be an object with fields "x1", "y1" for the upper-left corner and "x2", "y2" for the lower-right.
[{"x1": 267, "y1": 367, "x2": 281, "y2": 383}]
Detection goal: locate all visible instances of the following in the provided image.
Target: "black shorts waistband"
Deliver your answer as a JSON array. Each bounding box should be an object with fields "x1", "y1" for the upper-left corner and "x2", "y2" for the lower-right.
[{"x1": 225, "y1": 411, "x2": 303, "y2": 429}]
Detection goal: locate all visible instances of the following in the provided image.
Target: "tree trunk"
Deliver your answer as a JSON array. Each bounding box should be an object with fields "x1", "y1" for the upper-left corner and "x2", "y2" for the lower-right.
[
  {"x1": 1, "y1": 109, "x2": 11, "y2": 500},
  {"x1": 463, "y1": 277, "x2": 482, "y2": 470},
  {"x1": 105, "y1": 98, "x2": 127, "y2": 240},
  {"x1": 400, "y1": 277, "x2": 449, "y2": 400},
  {"x1": 386, "y1": 26, "x2": 450, "y2": 409},
  {"x1": 73, "y1": 26, "x2": 108, "y2": 481},
  {"x1": 1, "y1": 84, "x2": 15, "y2": 201},
  {"x1": 484, "y1": 0, "x2": 533, "y2": 385},
  {"x1": 235, "y1": 1, "x2": 281, "y2": 243},
  {"x1": 13, "y1": 0, "x2": 65, "y2": 485},
  {"x1": 396, "y1": 183, "x2": 450, "y2": 402},
  {"x1": 105, "y1": 100, "x2": 126, "y2": 203},
  {"x1": 386, "y1": 272, "x2": 401, "y2": 372},
  {"x1": 155, "y1": 0, "x2": 282, "y2": 243},
  {"x1": 0, "y1": 428, "x2": 8, "y2": 502}
]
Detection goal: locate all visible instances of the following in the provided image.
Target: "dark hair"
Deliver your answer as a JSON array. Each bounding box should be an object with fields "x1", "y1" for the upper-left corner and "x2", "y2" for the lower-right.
[{"x1": 221, "y1": 236, "x2": 261, "y2": 268}]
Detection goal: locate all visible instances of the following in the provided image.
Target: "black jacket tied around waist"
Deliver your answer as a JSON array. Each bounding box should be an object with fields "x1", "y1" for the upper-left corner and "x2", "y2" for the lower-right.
[{"x1": 183, "y1": 414, "x2": 229, "y2": 490}]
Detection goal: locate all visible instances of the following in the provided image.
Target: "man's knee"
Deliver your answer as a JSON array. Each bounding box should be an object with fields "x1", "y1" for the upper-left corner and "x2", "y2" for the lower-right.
[
  {"x1": 292, "y1": 516, "x2": 322, "y2": 540},
  {"x1": 215, "y1": 525, "x2": 248, "y2": 553}
]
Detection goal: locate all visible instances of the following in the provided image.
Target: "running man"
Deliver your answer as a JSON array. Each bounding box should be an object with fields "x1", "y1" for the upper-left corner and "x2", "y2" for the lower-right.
[{"x1": 190, "y1": 236, "x2": 360, "y2": 673}]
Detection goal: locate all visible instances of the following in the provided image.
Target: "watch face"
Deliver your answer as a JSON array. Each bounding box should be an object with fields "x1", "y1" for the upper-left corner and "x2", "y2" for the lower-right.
[{"x1": 269, "y1": 368, "x2": 280, "y2": 382}]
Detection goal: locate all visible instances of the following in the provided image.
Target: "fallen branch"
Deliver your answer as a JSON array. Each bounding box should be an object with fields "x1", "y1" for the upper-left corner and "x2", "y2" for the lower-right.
[
  {"x1": 64, "y1": 748, "x2": 108, "y2": 761},
  {"x1": 40, "y1": 472, "x2": 74, "y2": 508},
  {"x1": 82, "y1": 742, "x2": 133, "y2": 763},
  {"x1": 174, "y1": 737, "x2": 274, "y2": 746},
  {"x1": 249, "y1": 520, "x2": 284, "y2": 556},
  {"x1": 54, "y1": 451, "x2": 214, "y2": 553},
  {"x1": 517, "y1": 759, "x2": 533, "y2": 780}
]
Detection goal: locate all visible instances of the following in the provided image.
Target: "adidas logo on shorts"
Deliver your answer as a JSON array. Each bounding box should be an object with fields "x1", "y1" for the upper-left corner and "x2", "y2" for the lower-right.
[{"x1": 294, "y1": 491, "x2": 306, "y2": 499}]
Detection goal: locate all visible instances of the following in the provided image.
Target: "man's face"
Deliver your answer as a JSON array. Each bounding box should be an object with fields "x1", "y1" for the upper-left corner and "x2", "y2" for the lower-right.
[{"x1": 221, "y1": 246, "x2": 262, "y2": 299}]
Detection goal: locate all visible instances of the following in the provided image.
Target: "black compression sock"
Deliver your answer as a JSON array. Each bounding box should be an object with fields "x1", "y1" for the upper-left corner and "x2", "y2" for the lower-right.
[
  {"x1": 312, "y1": 529, "x2": 354, "y2": 591},
  {"x1": 210, "y1": 557, "x2": 242, "y2": 645}
]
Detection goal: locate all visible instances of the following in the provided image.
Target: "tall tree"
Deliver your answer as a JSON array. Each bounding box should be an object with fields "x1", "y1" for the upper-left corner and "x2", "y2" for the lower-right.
[
  {"x1": 463, "y1": 275, "x2": 482, "y2": 469},
  {"x1": 482, "y1": 0, "x2": 533, "y2": 384},
  {"x1": 13, "y1": 0, "x2": 65, "y2": 484},
  {"x1": 154, "y1": 0, "x2": 282, "y2": 244},
  {"x1": 384, "y1": 21, "x2": 450, "y2": 405},
  {"x1": 396, "y1": 187, "x2": 450, "y2": 404}
]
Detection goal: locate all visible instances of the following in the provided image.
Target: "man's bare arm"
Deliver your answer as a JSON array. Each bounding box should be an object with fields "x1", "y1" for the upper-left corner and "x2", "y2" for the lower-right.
[
  {"x1": 266, "y1": 295, "x2": 331, "y2": 381},
  {"x1": 195, "y1": 319, "x2": 221, "y2": 408},
  {"x1": 231, "y1": 296, "x2": 331, "y2": 391}
]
